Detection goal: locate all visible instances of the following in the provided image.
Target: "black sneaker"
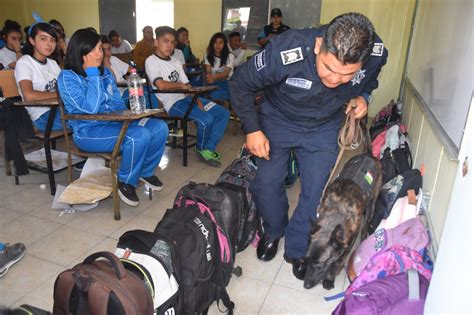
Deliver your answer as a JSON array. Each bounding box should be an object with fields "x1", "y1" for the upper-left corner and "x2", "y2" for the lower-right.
[
  {"x1": 118, "y1": 181, "x2": 139, "y2": 207},
  {"x1": 140, "y1": 175, "x2": 163, "y2": 191}
]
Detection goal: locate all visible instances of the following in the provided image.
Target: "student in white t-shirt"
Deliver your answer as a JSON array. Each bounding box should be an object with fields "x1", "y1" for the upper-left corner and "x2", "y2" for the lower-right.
[
  {"x1": 228, "y1": 31, "x2": 247, "y2": 68},
  {"x1": 145, "y1": 26, "x2": 230, "y2": 167},
  {"x1": 204, "y1": 32, "x2": 234, "y2": 101},
  {"x1": 0, "y1": 21, "x2": 23, "y2": 70},
  {"x1": 14, "y1": 22, "x2": 62, "y2": 131},
  {"x1": 101, "y1": 35, "x2": 130, "y2": 82},
  {"x1": 109, "y1": 30, "x2": 133, "y2": 54}
]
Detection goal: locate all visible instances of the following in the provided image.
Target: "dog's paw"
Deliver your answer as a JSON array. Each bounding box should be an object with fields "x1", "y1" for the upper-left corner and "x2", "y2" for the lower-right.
[{"x1": 323, "y1": 279, "x2": 335, "y2": 290}]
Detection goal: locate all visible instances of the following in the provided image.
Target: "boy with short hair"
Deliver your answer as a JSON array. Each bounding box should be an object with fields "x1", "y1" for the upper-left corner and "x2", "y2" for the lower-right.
[{"x1": 145, "y1": 26, "x2": 230, "y2": 167}]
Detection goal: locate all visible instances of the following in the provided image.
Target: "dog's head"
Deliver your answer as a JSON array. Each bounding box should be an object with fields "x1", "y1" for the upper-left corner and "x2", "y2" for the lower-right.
[{"x1": 304, "y1": 223, "x2": 346, "y2": 289}]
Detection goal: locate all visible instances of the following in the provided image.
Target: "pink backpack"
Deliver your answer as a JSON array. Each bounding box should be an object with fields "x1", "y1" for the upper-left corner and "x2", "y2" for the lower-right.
[
  {"x1": 347, "y1": 245, "x2": 432, "y2": 295},
  {"x1": 349, "y1": 218, "x2": 429, "y2": 278}
]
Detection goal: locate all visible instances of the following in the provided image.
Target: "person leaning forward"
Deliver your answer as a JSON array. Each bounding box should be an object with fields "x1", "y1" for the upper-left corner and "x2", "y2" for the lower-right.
[{"x1": 229, "y1": 12, "x2": 388, "y2": 281}]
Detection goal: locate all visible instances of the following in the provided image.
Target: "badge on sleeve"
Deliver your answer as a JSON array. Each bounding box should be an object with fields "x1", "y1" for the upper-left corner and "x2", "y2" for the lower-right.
[
  {"x1": 280, "y1": 47, "x2": 303, "y2": 65},
  {"x1": 371, "y1": 43, "x2": 384, "y2": 56},
  {"x1": 351, "y1": 69, "x2": 366, "y2": 86},
  {"x1": 255, "y1": 50, "x2": 266, "y2": 71}
]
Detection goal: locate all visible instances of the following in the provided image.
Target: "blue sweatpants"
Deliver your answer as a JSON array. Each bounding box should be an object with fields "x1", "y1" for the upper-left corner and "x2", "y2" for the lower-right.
[
  {"x1": 73, "y1": 118, "x2": 168, "y2": 186},
  {"x1": 168, "y1": 97, "x2": 230, "y2": 151},
  {"x1": 33, "y1": 109, "x2": 63, "y2": 131},
  {"x1": 208, "y1": 80, "x2": 230, "y2": 101},
  {"x1": 250, "y1": 102, "x2": 340, "y2": 259}
]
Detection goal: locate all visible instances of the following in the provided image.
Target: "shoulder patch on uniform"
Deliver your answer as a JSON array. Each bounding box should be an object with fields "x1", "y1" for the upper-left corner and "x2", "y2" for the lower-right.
[
  {"x1": 280, "y1": 47, "x2": 303, "y2": 65},
  {"x1": 255, "y1": 50, "x2": 266, "y2": 71},
  {"x1": 351, "y1": 69, "x2": 366, "y2": 86},
  {"x1": 371, "y1": 43, "x2": 384, "y2": 56},
  {"x1": 285, "y1": 77, "x2": 312, "y2": 90}
]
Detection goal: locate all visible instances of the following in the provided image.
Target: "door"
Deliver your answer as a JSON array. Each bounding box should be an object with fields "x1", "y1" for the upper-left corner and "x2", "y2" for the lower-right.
[{"x1": 99, "y1": 0, "x2": 137, "y2": 44}]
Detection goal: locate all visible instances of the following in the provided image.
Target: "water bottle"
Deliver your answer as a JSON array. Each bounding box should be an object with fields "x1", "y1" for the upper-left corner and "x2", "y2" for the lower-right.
[{"x1": 127, "y1": 68, "x2": 145, "y2": 113}]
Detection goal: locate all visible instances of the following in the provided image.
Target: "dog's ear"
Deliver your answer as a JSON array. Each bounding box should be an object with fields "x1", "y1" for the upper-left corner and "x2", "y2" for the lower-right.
[{"x1": 330, "y1": 224, "x2": 345, "y2": 246}]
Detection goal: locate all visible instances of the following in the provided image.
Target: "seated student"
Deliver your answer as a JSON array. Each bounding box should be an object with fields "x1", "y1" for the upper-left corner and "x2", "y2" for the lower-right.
[
  {"x1": 145, "y1": 26, "x2": 229, "y2": 167},
  {"x1": 109, "y1": 30, "x2": 133, "y2": 54},
  {"x1": 172, "y1": 39, "x2": 185, "y2": 67},
  {"x1": 228, "y1": 31, "x2": 247, "y2": 68},
  {"x1": 133, "y1": 26, "x2": 154, "y2": 71},
  {"x1": 14, "y1": 22, "x2": 62, "y2": 131},
  {"x1": 0, "y1": 20, "x2": 23, "y2": 69},
  {"x1": 58, "y1": 28, "x2": 168, "y2": 207},
  {"x1": 49, "y1": 19, "x2": 68, "y2": 67},
  {"x1": 204, "y1": 32, "x2": 234, "y2": 101},
  {"x1": 176, "y1": 27, "x2": 198, "y2": 64},
  {"x1": 101, "y1": 35, "x2": 131, "y2": 82}
]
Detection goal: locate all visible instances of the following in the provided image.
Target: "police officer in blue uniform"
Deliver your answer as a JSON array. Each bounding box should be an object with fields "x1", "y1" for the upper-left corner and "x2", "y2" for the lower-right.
[{"x1": 229, "y1": 12, "x2": 388, "y2": 281}]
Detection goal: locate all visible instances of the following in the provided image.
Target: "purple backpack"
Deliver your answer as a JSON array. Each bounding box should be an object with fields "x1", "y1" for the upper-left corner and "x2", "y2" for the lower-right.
[
  {"x1": 333, "y1": 270, "x2": 429, "y2": 315},
  {"x1": 350, "y1": 218, "x2": 429, "y2": 278},
  {"x1": 347, "y1": 245, "x2": 432, "y2": 295}
]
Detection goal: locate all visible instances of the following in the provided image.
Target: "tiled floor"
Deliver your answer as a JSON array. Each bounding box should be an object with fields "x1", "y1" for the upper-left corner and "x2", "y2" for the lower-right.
[{"x1": 0, "y1": 128, "x2": 347, "y2": 314}]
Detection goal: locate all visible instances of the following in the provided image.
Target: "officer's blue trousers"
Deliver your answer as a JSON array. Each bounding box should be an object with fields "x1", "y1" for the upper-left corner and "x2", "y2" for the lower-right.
[
  {"x1": 73, "y1": 118, "x2": 168, "y2": 186},
  {"x1": 168, "y1": 97, "x2": 230, "y2": 151},
  {"x1": 250, "y1": 102, "x2": 340, "y2": 259}
]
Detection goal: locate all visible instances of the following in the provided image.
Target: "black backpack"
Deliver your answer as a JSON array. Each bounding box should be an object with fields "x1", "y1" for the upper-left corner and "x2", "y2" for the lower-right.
[
  {"x1": 380, "y1": 141, "x2": 413, "y2": 184},
  {"x1": 115, "y1": 230, "x2": 182, "y2": 315},
  {"x1": 215, "y1": 155, "x2": 260, "y2": 251},
  {"x1": 154, "y1": 206, "x2": 235, "y2": 314}
]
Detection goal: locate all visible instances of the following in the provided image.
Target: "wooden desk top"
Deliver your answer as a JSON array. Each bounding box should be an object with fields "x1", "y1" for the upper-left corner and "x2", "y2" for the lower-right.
[
  {"x1": 153, "y1": 85, "x2": 218, "y2": 94},
  {"x1": 14, "y1": 98, "x2": 58, "y2": 106}
]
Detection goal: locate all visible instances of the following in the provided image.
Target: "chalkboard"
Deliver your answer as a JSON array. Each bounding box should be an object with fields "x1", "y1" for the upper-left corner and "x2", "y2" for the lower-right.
[
  {"x1": 406, "y1": 0, "x2": 473, "y2": 157},
  {"x1": 99, "y1": 0, "x2": 137, "y2": 44}
]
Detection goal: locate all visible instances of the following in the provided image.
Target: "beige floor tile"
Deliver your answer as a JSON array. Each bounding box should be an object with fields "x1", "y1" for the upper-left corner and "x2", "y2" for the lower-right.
[
  {"x1": 274, "y1": 260, "x2": 347, "y2": 296},
  {"x1": 0, "y1": 255, "x2": 62, "y2": 307},
  {"x1": 260, "y1": 285, "x2": 341, "y2": 315},
  {"x1": 28, "y1": 203, "x2": 77, "y2": 225},
  {"x1": 109, "y1": 214, "x2": 160, "y2": 239},
  {"x1": 68, "y1": 237, "x2": 119, "y2": 267},
  {"x1": 234, "y1": 241, "x2": 285, "y2": 284},
  {"x1": 12, "y1": 275, "x2": 56, "y2": 311},
  {"x1": 0, "y1": 215, "x2": 61, "y2": 246},
  {"x1": 141, "y1": 191, "x2": 176, "y2": 219},
  {"x1": 1, "y1": 187, "x2": 53, "y2": 213},
  {"x1": 0, "y1": 206, "x2": 23, "y2": 226},
  {"x1": 207, "y1": 276, "x2": 271, "y2": 315},
  {"x1": 27, "y1": 226, "x2": 105, "y2": 267}
]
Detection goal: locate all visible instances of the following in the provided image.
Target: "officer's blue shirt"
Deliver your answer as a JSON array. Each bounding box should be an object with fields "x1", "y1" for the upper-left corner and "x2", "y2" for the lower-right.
[{"x1": 229, "y1": 27, "x2": 388, "y2": 134}]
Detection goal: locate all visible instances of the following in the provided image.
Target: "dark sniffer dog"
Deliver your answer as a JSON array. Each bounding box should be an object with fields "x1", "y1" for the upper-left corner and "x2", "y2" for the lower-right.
[{"x1": 303, "y1": 153, "x2": 382, "y2": 290}]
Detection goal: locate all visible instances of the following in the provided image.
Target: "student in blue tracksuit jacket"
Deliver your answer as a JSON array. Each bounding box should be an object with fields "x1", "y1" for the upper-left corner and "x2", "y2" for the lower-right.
[
  {"x1": 229, "y1": 13, "x2": 388, "y2": 281},
  {"x1": 58, "y1": 28, "x2": 168, "y2": 207}
]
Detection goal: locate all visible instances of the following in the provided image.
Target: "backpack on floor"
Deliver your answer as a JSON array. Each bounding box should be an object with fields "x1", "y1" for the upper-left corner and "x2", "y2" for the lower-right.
[
  {"x1": 154, "y1": 206, "x2": 235, "y2": 315},
  {"x1": 333, "y1": 270, "x2": 429, "y2": 315},
  {"x1": 368, "y1": 169, "x2": 422, "y2": 234},
  {"x1": 174, "y1": 182, "x2": 243, "y2": 258},
  {"x1": 115, "y1": 229, "x2": 181, "y2": 315},
  {"x1": 215, "y1": 155, "x2": 259, "y2": 251},
  {"x1": 53, "y1": 251, "x2": 154, "y2": 315},
  {"x1": 369, "y1": 100, "x2": 401, "y2": 140}
]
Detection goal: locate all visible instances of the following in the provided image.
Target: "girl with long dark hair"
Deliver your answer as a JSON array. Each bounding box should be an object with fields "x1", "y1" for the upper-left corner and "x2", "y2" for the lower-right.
[
  {"x1": 58, "y1": 28, "x2": 168, "y2": 207},
  {"x1": 204, "y1": 32, "x2": 234, "y2": 101}
]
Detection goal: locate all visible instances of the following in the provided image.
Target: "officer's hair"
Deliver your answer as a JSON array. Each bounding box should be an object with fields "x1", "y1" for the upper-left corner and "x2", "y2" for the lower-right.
[
  {"x1": 321, "y1": 12, "x2": 375, "y2": 64},
  {"x1": 154, "y1": 26, "x2": 177, "y2": 40}
]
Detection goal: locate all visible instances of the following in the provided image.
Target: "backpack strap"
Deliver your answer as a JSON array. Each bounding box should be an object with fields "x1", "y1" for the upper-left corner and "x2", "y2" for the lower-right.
[
  {"x1": 53, "y1": 270, "x2": 75, "y2": 314},
  {"x1": 407, "y1": 269, "x2": 420, "y2": 300},
  {"x1": 220, "y1": 289, "x2": 235, "y2": 315}
]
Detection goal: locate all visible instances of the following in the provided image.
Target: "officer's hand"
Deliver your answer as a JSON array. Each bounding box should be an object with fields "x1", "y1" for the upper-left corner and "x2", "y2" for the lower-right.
[
  {"x1": 246, "y1": 131, "x2": 270, "y2": 160},
  {"x1": 345, "y1": 96, "x2": 368, "y2": 119}
]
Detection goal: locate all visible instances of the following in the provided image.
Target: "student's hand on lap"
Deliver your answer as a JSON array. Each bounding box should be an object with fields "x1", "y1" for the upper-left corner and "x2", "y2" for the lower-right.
[{"x1": 246, "y1": 131, "x2": 270, "y2": 160}]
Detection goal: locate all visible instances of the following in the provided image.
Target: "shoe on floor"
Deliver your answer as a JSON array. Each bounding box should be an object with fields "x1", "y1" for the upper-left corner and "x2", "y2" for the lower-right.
[
  {"x1": 0, "y1": 243, "x2": 26, "y2": 278},
  {"x1": 118, "y1": 181, "x2": 139, "y2": 207},
  {"x1": 284, "y1": 254, "x2": 308, "y2": 280},
  {"x1": 195, "y1": 148, "x2": 222, "y2": 167},
  {"x1": 140, "y1": 175, "x2": 163, "y2": 191},
  {"x1": 257, "y1": 234, "x2": 280, "y2": 261},
  {"x1": 168, "y1": 126, "x2": 183, "y2": 137}
]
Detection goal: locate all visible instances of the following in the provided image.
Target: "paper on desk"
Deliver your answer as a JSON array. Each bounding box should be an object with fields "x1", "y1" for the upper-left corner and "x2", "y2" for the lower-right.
[{"x1": 58, "y1": 157, "x2": 113, "y2": 205}]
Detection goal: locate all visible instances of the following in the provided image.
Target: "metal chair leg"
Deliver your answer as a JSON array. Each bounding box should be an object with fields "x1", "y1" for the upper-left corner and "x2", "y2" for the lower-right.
[{"x1": 44, "y1": 139, "x2": 56, "y2": 196}]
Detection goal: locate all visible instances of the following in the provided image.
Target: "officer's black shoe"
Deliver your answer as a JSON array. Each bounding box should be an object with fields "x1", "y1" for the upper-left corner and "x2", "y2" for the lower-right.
[
  {"x1": 284, "y1": 254, "x2": 308, "y2": 280},
  {"x1": 257, "y1": 235, "x2": 280, "y2": 261}
]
